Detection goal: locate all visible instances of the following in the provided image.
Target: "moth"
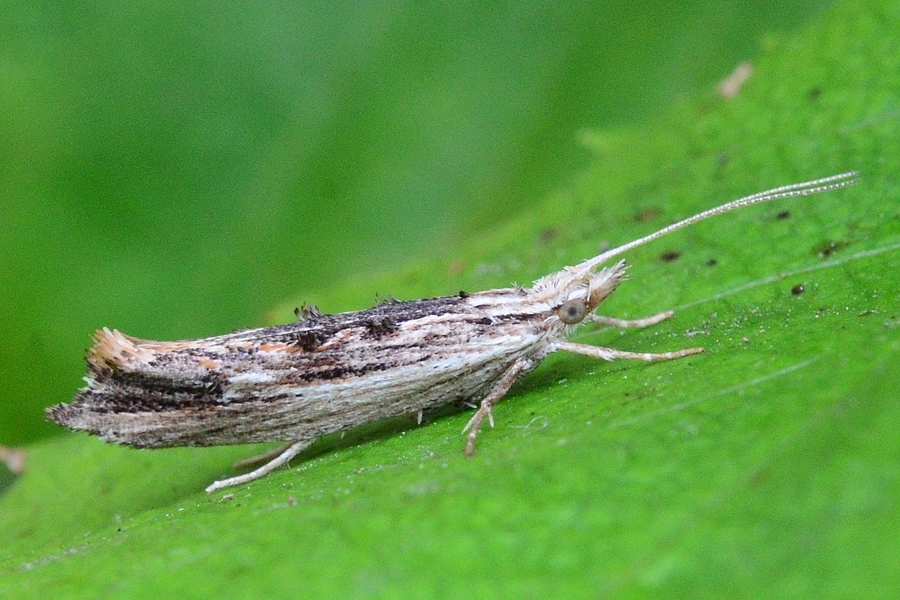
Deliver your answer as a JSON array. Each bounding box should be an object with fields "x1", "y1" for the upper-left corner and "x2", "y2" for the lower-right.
[{"x1": 47, "y1": 172, "x2": 859, "y2": 493}]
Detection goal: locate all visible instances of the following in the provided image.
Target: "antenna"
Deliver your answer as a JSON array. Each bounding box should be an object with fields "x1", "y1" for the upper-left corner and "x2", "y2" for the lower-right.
[{"x1": 575, "y1": 171, "x2": 860, "y2": 274}]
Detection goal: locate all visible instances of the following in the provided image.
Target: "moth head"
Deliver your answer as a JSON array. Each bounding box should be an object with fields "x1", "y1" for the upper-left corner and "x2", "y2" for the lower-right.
[{"x1": 534, "y1": 260, "x2": 628, "y2": 326}]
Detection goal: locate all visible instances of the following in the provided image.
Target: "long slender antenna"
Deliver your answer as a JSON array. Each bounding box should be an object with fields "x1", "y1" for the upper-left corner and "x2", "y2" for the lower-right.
[{"x1": 574, "y1": 171, "x2": 860, "y2": 274}]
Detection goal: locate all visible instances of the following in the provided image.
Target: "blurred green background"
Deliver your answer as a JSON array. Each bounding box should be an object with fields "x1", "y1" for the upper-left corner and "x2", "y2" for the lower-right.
[{"x1": 1, "y1": 1, "x2": 828, "y2": 444}]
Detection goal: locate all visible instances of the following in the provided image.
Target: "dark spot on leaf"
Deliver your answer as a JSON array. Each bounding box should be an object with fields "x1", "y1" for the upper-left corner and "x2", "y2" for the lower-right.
[
  {"x1": 808, "y1": 87, "x2": 822, "y2": 100},
  {"x1": 706, "y1": 258, "x2": 718, "y2": 267},
  {"x1": 814, "y1": 239, "x2": 849, "y2": 258},
  {"x1": 538, "y1": 227, "x2": 558, "y2": 244},
  {"x1": 660, "y1": 250, "x2": 681, "y2": 262},
  {"x1": 776, "y1": 210, "x2": 791, "y2": 220},
  {"x1": 634, "y1": 207, "x2": 660, "y2": 223}
]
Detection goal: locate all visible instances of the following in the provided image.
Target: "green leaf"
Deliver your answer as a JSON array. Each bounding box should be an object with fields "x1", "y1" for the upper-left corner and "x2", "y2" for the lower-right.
[{"x1": 2, "y1": 1, "x2": 899, "y2": 597}]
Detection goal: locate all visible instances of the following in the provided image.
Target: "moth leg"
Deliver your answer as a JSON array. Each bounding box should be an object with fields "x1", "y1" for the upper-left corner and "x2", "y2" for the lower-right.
[
  {"x1": 587, "y1": 310, "x2": 673, "y2": 328},
  {"x1": 205, "y1": 440, "x2": 312, "y2": 494},
  {"x1": 233, "y1": 442, "x2": 296, "y2": 470},
  {"x1": 554, "y1": 341, "x2": 703, "y2": 362},
  {"x1": 463, "y1": 358, "x2": 532, "y2": 457}
]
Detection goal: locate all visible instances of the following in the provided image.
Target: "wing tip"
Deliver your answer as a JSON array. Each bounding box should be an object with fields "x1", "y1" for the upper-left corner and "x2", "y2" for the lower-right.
[{"x1": 87, "y1": 327, "x2": 150, "y2": 370}]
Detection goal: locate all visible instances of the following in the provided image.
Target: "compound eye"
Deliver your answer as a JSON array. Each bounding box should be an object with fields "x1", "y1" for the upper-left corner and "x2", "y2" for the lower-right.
[{"x1": 557, "y1": 299, "x2": 587, "y2": 324}]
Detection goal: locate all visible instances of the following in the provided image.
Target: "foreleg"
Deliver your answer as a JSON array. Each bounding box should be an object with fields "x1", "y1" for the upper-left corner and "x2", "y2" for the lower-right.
[{"x1": 554, "y1": 341, "x2": 703, "y2": 362}]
